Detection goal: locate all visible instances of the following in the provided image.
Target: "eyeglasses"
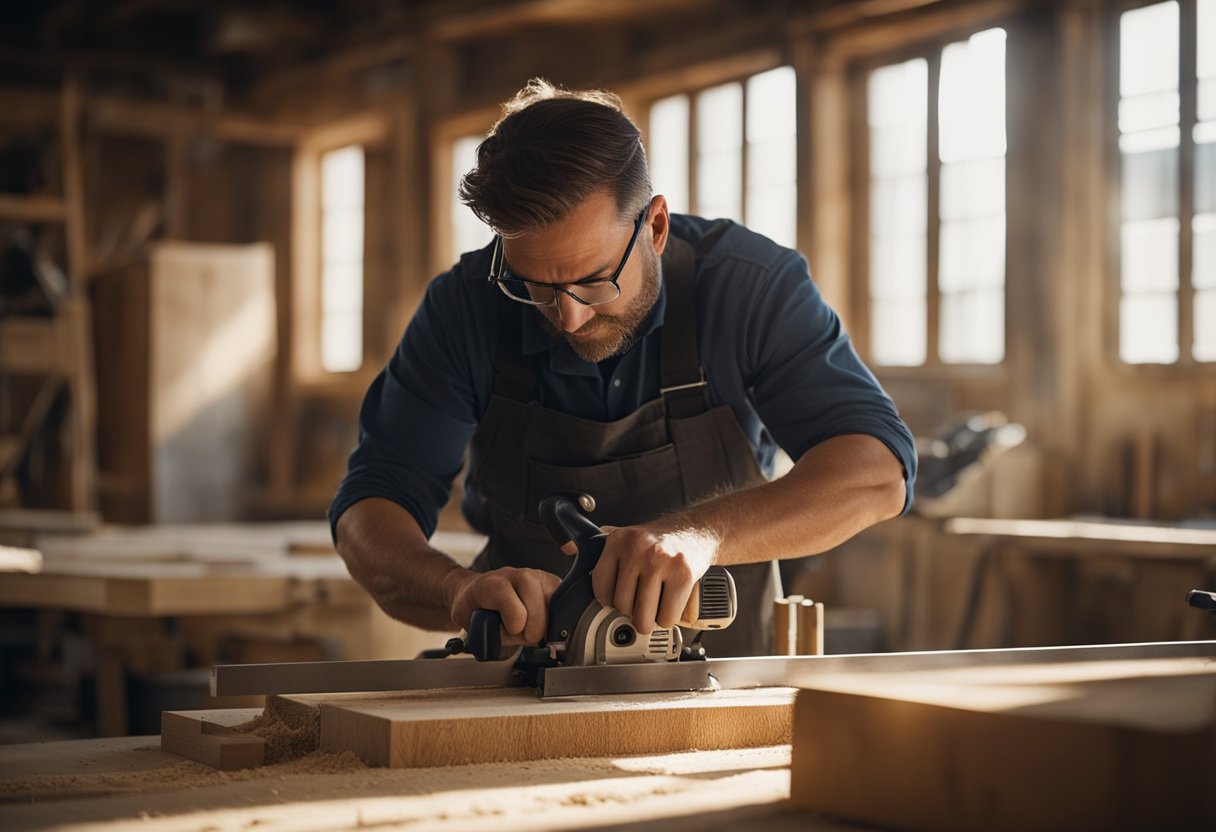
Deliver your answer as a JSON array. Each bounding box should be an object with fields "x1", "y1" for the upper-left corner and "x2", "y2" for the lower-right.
[{"x1": 488, "y1": 206, "x2": 648, "y2": 307}]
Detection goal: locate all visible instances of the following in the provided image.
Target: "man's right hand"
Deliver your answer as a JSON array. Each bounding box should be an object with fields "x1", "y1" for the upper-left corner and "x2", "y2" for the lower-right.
[{"x1": 447, "y1": 567, "x2": 560, "y2": 647}]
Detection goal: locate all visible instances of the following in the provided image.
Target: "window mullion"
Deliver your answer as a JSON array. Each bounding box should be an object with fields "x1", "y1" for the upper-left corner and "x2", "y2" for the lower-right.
[
  {"x1": 1179, "y1": 0, "x2": 1198, "y2": 364},
  {"x1": 926, "y1": 51, "x2": 943, "y2": 368}
]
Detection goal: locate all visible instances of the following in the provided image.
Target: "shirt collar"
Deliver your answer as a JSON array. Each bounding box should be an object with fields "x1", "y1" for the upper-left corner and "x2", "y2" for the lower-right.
[{"x1": 517, "y1": 263, "x2": 668, "y2": 377}]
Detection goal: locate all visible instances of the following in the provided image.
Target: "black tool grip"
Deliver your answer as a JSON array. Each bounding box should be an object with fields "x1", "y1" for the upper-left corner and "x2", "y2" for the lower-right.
[
  {"x1": 1187, "y1": 589, "x2": 1216, "y2": 612},
  {"x1": 540, "y1": 492, "x2": 605, "y2": 645},
  {"x1": 463, "y1": 608, "x2": 503, "y2": 661}
]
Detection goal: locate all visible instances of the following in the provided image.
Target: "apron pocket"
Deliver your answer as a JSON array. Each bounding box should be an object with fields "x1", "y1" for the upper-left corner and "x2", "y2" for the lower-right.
[{"x1": 525, "y1": 444, "x2": 686, "y2": 527}]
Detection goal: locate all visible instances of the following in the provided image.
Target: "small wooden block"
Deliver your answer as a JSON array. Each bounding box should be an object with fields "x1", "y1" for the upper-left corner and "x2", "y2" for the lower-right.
[
  {"x1": 161, "y1": 708, "x2": 265, "y2": 770},
  {"x1": 789, "y1": 657, "x2": 1216, "y2": 832},
  {"x1": 278, "y1": 686, "x2": 795, "y2": 769}
]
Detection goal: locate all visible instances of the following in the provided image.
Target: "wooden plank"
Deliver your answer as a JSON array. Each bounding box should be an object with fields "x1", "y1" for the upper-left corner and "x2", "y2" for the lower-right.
[
  {"x1": 0, "y1": 571, "x2": 293, "y2": 615},
  {"x1": 272, "y1": 686, "x2": 795, "y2": 769},
  {"x1": 0, "y1": 194, "x2": 67, "y2": 222},
  {"x1": 0, "y1": 316, "x2": 74, "y2": 374},
  {"x1": 789, "y1": 657, "x2": 1216, "y2": 831},
  {"x1": 0, "y1": 544, "x2": 41, "y2": 572},
  {"x1": 160, "y1": 709, "x2": 265, "y2": 770}
]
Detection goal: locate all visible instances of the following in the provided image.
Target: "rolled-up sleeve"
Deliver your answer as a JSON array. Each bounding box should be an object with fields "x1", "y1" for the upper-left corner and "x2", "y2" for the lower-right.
[
  {"x1": 328, "y1": 268, "x2": 488, "y2": 540},
  {"x1": 743, "y1": 251, "x2": 918, "y2": 513}
]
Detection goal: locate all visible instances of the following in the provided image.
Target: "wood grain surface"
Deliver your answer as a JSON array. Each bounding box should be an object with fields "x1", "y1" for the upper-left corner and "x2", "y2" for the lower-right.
[
  {"x1": 789, "y1": 656, "x2": 1216, "y2": 832},
  {"x1": 273, "y1": 686, "x2": 796, "y2": 768}
]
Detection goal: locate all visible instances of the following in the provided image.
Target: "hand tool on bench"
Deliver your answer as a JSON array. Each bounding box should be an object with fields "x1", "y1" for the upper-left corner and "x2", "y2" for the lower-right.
[{"x1": 212, "y1": 493, "x2": 1216, "y2": 699}]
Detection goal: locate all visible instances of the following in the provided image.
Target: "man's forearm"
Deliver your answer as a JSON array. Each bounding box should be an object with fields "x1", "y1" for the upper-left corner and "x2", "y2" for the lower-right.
[
  {"x1": 334, "y1": 497, "x2": 474, "y2": 631},
  {"x1": 648, "y1": 433, "x2": 907, "y2": 566}
]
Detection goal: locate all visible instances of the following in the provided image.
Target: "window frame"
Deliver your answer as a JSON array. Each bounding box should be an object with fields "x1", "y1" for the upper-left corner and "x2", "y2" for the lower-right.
[
  {"x1": 1105, "y1": 0, "x2": 1208, "y2": 372},
  {"x1": 291, "y1": 112, "x2": 390, "y2": 387},
  {"x1": 848, "y1": 24, "x2": 1013, "y2": 378}
]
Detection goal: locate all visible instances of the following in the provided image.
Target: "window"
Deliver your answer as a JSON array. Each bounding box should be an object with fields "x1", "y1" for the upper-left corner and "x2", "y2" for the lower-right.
[
  {"x1": 647, "y1": 66, "x2": 797, "y2": 248},
  {"x1": 450, "y1": 135, "x2": 491, "y2": 265},
  {"x1": 865, "y1": 28, "x2": 1008, "y2": 367},
  {"x1": 1117, "y1": 0, "x2": 1215, "y2": 364},
  {"x1": 319, "y1": 145, "x2": 364, "y2": 373}
]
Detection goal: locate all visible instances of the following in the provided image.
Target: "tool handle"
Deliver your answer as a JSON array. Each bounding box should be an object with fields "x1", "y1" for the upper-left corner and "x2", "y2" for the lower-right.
[
  {"x1": 463, "y1": 608, "x2": 503, "y2": 661},
  {"x1": 541, "y1": 492, "x2": 605, "y2": 645},
  {"x1": 1187, "y1": 589, "x2": 1216, "y2": 612}
]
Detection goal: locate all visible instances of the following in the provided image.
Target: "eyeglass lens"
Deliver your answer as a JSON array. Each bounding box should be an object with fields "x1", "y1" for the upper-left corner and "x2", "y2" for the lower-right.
[{"x1": 498, "y1": 278, "x2": 620, "y2": 306}]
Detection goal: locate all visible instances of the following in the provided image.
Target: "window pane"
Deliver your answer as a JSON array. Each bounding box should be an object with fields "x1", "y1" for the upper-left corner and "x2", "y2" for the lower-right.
[
  {"x1": 697, "y1": 83, "x2": 743, "y2": 153},
  {"x1": 1120, "y1": 2, "x2": 1179, "y2": 97},
  {"x1": 649, "y1": 94, "x2": 690, "y2": 214},
  {"x1": 1196, "y1": 214, "x2": 1216, "y2": 289},
  {"x1": 746, "y1": 66, "x2": 796, "y2": 142},
  {"x1": 940, "y1": 288, "x2": 1003, "y2": 364},
  {"x1": 872, "y1": 298, "x2": 927, "y2": 365},
  {"x1": 1122, "y1": 146, "x2": 1179, "y2": 221},
  {"x1": 322, "y1": 146, "x2": 364, "y2": 213},
  {"x1": 939, "y1": 28, "x2": 1007, "y2": 164},
  {"x1": 868, "y1": 59, "x2": 927, "y2": 177},
  {"x1": 1197, "y1": 133, "x2": 1216, "y2": 215},
  {"x1": 451, "y1": 135, "x2": 490, "y2": 261},
  {"x1": 320, "y1": 144, "x2": 365, "y2": 374},
  {"x1": 696, "y1": 83, "x2": 743, "y2": 221},
  {"x1": 1195, "y1": 288, "x2": 1216, "y2": 361},
  {"x1": 746, "y1": 185, "x2": 797, "y2": 249},
  {"x1": 868, "y1": 59, "x2": 927, "y2": 128},
  {"x1": 322, "y1": 311, "x2": 363, "y2": 374},
  {"x1": 1196, "y1": 79, "x2": 1216, "y2": 122},
  {"x1": 322, "y1": 209, "x2": 364, "y2": 265},
  {"x1": 1197, "y1": 0, "x2": 1215, "y2": 81},
  {"x1": 940, "y1": 215, "x2": 1005, "y2": 293},
  {"x1": 871, "y1": 175, "x2": 927, "y2": 238},
  {"x1": 322, "y1": 260, "x2": 363, "y2": 315},
  {"x1": 1122, "y1": 218, "x2": 1180, "y2": 292},
  {"x1": 940, "y1": 157, "x2": 1004, "y2": 221},
  {"x1": 1119, "y1": 91, "x2": 1181, "y2": 134},
  {"x1": 870, "y1": 234, "x2": 927, "y2": 300},
  {"x1": 1120, "y1": 292, "x2": 1179, "y2": 363}
]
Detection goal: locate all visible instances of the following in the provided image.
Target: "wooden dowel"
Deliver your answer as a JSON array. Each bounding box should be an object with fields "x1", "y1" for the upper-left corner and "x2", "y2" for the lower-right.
[
  {"x1": 796, "y1": 600, "x2": 825, "y2": 656},
  {"x1": 774, "y1": 598, "x2": 794, "y2": 656}
]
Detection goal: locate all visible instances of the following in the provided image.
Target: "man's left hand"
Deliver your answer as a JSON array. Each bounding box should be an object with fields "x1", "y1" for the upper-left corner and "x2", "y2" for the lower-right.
[{"x1": 590, "y1": 526, "x2": 718, "y2": 635}]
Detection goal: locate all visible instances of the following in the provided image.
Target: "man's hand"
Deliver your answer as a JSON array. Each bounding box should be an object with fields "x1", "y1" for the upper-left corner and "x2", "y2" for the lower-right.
[
  {"x1": 448, "y1": 567, "x2": 561, "y2": 647},
  {"x1": 592, "y1": 526, "x2": 718, "y2": 635}
]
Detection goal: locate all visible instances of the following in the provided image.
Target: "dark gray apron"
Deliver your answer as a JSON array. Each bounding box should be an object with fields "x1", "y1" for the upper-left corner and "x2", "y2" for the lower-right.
[{"x1": 464, "y1": 236, "x2": 780, "y2": 656}]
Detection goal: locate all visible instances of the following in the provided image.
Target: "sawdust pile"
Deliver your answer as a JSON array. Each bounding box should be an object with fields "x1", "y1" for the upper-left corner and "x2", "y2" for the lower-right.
[
  {"x1": 233, "y1": 702, "x2": 320, "y2": 764},
  {"x1": 0, "y1": 703, "x2": 363, "y2": 804}
]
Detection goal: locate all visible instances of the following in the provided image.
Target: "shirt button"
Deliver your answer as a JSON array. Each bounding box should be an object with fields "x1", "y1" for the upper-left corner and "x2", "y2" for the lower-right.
[{"x1": 613, "y1": 379, "x2": 621, "y2": 388}]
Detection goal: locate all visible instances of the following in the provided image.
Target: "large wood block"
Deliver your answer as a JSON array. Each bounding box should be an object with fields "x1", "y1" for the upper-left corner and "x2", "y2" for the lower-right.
[
  {"x1": 789, "y1": 657, "x2": 1216, "y2": 832},
  {"x1": 275, "y1": 686, "x2": 795, "y2": 768}
]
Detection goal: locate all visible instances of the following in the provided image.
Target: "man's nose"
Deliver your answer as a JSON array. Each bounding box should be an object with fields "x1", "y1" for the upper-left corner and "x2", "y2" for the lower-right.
[{"x1": 556, "y1": 290, "x2": 595, "y2": 332}]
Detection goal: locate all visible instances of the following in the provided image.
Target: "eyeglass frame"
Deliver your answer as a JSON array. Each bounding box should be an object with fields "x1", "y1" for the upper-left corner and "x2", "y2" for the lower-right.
[{"x1": 487, "y1": 204, "x2": 650, "y2": 307}]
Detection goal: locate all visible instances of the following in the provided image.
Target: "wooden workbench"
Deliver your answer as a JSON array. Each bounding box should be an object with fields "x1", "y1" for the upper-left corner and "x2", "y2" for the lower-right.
[
  {"x1": 0, "y1": 522, "x2": 487, "y2": 736},
  {"x1": 0, "y1": 736, "x2": 859, "y2": 832}
]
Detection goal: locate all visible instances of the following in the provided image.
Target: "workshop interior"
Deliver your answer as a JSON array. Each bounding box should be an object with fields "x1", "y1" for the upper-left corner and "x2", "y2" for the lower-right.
[{"x1": 0, "y1": 1, "x2": 1214, "y2": 830}]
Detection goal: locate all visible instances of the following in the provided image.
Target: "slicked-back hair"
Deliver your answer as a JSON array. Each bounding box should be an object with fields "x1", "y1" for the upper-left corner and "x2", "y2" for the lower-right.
[{"x1": 458, "y1": 78, "x2": 652, "y2": 238}]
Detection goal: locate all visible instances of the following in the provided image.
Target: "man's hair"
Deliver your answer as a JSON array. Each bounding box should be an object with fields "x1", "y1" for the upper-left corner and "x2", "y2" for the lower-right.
[{"x1": 458, "y1": 78, "x2": 651, "y2": 237}]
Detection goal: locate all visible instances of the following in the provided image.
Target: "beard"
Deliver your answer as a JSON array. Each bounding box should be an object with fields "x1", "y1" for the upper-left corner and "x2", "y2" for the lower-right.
[{"x1": 536, "y1": 245, "x2": 662, "y2": 364}]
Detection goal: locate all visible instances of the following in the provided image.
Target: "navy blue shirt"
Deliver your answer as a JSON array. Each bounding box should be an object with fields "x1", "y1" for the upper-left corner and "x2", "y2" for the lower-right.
[{"x1": 330, "y1": 215, "x2": 917, "y2": 539}]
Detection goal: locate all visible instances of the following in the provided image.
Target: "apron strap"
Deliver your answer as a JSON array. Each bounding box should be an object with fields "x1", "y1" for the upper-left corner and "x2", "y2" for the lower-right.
[
  {"x1": 493, "y1": 307, "x2": 535, "y2": 403},
  {"x1": 660, "y1": 236, "x2": 710, "y2": 419}
]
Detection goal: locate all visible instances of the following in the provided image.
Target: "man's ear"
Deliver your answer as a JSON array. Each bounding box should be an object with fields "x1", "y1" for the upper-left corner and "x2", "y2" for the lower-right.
[{"x1": 649, "y1": 194, "x2": 670, "y2": 257}]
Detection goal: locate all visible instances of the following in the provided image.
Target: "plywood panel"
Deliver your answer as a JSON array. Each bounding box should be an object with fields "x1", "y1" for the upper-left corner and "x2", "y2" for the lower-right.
[
  {"x1": 275, "y1": 687, "x2": 795, "y2": 769},
  {"x1": 789, "y1": 657, "x2": 1216, "y2": 832}
]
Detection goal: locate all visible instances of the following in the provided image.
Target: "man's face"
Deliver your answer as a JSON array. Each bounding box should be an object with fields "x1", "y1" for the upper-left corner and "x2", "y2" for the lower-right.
[{"x1": 501, "y1": 191, "x2": 668, "y2": 363}]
